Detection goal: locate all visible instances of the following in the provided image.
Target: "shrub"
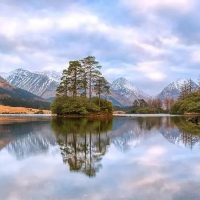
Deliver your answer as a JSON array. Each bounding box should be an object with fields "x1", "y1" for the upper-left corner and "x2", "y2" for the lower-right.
[
  {"x1": 34, "y1": 110, "x2": 44, "y2": 114},
  {"x1": 51, "y1": 96, "x2": 113, "y2": 115},
  {"x1": 136, "y1": 107, "x2": 159, "y2": 114}
]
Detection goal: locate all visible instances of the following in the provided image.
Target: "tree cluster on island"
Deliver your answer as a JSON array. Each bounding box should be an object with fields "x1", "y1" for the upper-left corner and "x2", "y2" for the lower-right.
[{"x1": 51, "y1": 56, "x2": 113, "y2": 115}]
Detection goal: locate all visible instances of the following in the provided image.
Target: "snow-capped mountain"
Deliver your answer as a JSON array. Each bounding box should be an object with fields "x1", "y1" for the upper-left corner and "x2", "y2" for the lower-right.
[
  {"x1": 33, "y1": 70, "x2": 61, "y2": 83},
  {"x1": 0, "y1": 76, "x2": 50, "y2": 108},
  {"x1": 8, "y1": 68, "x2": 199, "y2": 106},
  {"x1": 108, "y1": 90, "x2": 132, "y2": 106},
  {"x1": 110, "y1": 77, "x2": 151, "y2": 105},
  {"x1": 6, "y1": 68, "x2": 60, "y2": 99},
  {"x1": 157, "y1": 78, "x2": 198, "y2": 101},
  {"x1": 5, "y1": 69, "x2": 152, "y2": 105}
]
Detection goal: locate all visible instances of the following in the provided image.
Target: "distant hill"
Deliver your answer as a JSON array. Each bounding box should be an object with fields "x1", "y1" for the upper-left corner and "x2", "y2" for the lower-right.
[{"x1": 0, "y1": 76, "x2": 50, "y2": 110}]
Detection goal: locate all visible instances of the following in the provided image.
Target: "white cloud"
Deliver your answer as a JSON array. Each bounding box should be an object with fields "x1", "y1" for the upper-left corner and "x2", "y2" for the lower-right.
[
  {"x1": 0, "y1": 54, "x2": 23, "y2": 64},
  {"x1": 27, "y1": 18, "x2": 53, "y2": 32},
  {"x1": 191, "y1": 49, "x2": 200, "y2": 63},
  {"x1": 122, "y1": 0, "x2": 194, "y2": 13},
  {"x1": 134, "y1": 61, "x2": 166, "y2": 81}
]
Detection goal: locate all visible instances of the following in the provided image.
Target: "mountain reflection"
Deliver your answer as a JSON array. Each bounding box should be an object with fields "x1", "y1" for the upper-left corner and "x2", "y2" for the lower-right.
[
  {"x1": 0, "y1": 118, "x2": 56, "y2": 159},
  {"x1": 0, "y1": 116, "x2": 200, "y2": 170},
  {"x1": 51, "y1": 118, "x2": 112, "y2": 177},
  {"x1": 110, "y1": 117, "x2": 162, "y2": 152}
]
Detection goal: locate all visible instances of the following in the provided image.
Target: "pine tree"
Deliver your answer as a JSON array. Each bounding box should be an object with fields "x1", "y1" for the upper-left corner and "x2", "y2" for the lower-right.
[
  {"x1": 94, "y1": 77, "x2": 110, "y2": 109},
  {"x1": 67, "y1": 60, "x2": 83, "y2": 97},
  {"x1": 79, "y1": 59, "x2": 88, "y2": 97},
  {"x1": 80, "y1": 69, "x2": 88, "y2": 98},
  {"x1": 81, "y1": 56, "x2": 102, "y2": 100},
  {"x1": 56, "y1": 69, "x2": 71, "y2": 96}
]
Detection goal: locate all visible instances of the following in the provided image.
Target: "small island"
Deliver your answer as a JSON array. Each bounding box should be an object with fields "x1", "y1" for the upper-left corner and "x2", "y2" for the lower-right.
[{"x1": 51, "y1": 56, "x2": 113, "y2": 117}]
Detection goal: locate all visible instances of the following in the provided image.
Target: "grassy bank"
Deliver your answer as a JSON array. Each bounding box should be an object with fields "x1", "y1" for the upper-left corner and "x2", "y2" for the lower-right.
[{"x1": 0, "y1": 105, "x2": 51, "y2": 114}]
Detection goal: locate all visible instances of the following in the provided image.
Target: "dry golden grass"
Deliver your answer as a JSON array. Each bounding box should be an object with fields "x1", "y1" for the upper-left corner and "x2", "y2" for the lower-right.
[
  {"x1": 0, "y1": 105, "x2": 51, "y2": 114},
  {"x1": 113, "y1": 111, "x2": 126, "y2": 114}
]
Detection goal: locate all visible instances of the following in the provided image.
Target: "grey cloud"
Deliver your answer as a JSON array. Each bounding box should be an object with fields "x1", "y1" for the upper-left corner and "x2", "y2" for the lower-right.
[{"x1": 0, "y1": 0, "x2": 200, "y2": 94}]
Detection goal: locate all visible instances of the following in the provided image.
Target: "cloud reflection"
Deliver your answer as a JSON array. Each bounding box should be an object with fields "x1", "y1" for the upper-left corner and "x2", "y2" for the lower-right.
[{"x1": 0, "y1": 116, "x2": 200, "y2": 199}]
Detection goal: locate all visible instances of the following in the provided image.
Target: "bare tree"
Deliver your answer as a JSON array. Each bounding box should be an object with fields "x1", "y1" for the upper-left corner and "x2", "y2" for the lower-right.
[{"x1": 164, "y1": 97, "x2": 170, "y2": 110}]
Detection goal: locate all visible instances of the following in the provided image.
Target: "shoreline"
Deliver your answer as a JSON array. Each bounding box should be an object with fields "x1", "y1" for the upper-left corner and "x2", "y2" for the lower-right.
[{"x1": 55, "y1": 114, "x2": 113, "y2": 118}]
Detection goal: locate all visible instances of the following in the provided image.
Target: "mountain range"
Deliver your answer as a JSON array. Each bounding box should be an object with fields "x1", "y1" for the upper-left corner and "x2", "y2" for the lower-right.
[
  {"x1": 1, "y1": 68, "x2": 199, "y2": 107},
  {"x1": 6, "y1": 69, "x2": 60, "y2": 99},
  {"x1": 0, "y1": 76, "x2": 50, "y2": 109}
]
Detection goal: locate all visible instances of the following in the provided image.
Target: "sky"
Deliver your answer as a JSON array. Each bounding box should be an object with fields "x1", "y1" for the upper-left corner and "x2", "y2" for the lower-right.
[{"x1": 0, "y1": 0, "x2": 200, "y2": 95}]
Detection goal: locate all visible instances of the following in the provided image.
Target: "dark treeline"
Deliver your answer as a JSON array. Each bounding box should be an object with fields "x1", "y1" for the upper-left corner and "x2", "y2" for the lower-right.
[
  {"x1": 0, "y1": 98, "x2": 50, "y2": 110},
  {"x1": 113, "y1": 106, "x2": 133, "y2": 112},
  {"x1": 0, "y1": 87, "x2": 50, "y2": 109},
  {"x1": 51, "y1": 56, "x2": 113, "y2": 115}
]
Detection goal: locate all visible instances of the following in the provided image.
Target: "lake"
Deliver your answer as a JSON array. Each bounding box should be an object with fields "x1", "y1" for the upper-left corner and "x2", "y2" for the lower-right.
[{"x1": 0, "y1": 115, "x2": 200, "y2": 200}]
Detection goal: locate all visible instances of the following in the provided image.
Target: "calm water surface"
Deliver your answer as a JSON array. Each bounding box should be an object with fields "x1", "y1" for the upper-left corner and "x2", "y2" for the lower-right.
[{"x1": 0, "y1": 115, "x2": 200, "y2": 200}]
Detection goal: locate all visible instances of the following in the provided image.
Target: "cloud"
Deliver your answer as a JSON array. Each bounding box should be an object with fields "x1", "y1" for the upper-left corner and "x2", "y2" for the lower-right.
[
  {"x1": 122, "y1": 0, "x2": 194, "y2": 13},
  {"x1": 134, "y1": 61, "x2": 167, "y2": 82},
  {"x1": 0, "y1": 0, "x2": 200, "y2": 95}
]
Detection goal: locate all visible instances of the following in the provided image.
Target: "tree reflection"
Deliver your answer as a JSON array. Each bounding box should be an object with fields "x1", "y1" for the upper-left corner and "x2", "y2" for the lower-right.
[
  {"x1": 160, "y1": 116, "x2": 200, "y2": 149},
  {"x1": 51, "y1": 118, "x2": 113, "y2": 177},
  {"x1": 171, "y1": 117, "x2": 200, "y2": 149}
]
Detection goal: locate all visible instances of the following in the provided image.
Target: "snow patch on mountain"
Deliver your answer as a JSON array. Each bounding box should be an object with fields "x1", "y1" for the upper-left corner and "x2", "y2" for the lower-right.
[
  {"x1": 6, "y1": 68, "x2": 59, "y2": 99},
  {"x1": 110, "y1": 77, "x2": 151, "y2": 104},
  {"x1": 33, "y1": 70, "x2": 61, "y2": 83}
]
